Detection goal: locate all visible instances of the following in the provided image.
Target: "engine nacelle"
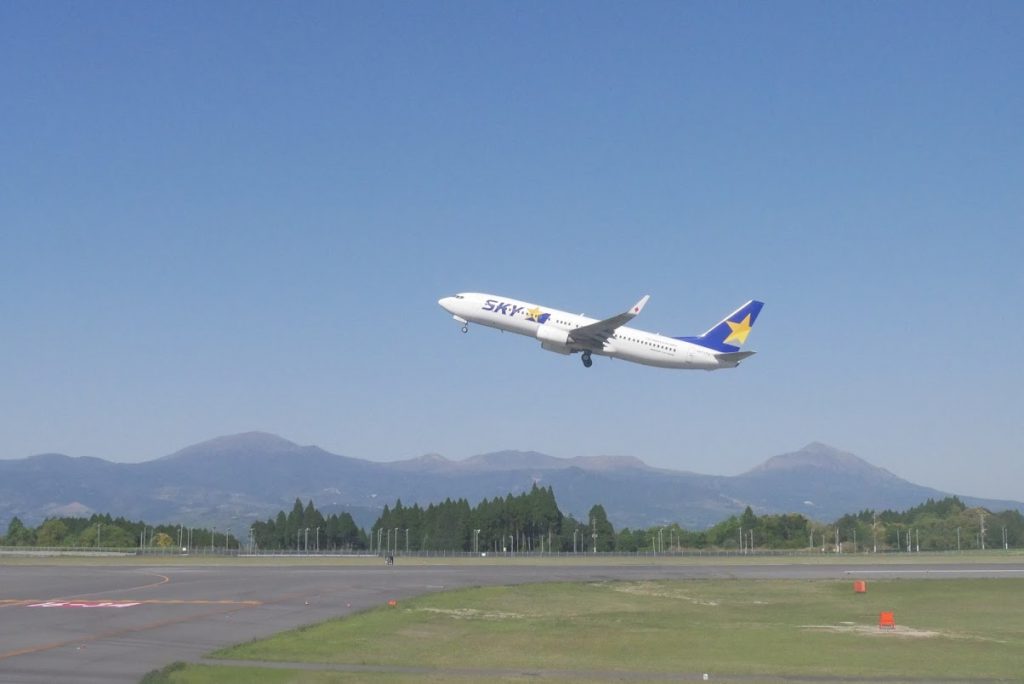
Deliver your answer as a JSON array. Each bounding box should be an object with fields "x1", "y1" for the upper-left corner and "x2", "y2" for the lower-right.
[
  {"x1": 536, "y1": 325, "x2": 572, "y2": 354},
  {"x1": 540, "y1": 341, "x2": 573, "y2": 355}
]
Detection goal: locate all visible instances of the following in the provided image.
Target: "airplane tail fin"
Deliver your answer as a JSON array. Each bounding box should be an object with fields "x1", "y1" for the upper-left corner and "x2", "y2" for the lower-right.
[{"x1": 675, "y1": 300, "x2": 764, "y2": 352}]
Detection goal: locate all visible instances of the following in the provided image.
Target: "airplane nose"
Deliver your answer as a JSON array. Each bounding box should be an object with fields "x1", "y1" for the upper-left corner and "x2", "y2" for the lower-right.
[{"x1": 438, "y1": 296, "x2": 454, "y2": 312}]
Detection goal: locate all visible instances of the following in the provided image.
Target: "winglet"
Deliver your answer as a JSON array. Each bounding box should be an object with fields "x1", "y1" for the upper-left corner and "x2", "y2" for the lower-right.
[{"x1": 630, "y1": 295, "x2": 650, "y2": 317}]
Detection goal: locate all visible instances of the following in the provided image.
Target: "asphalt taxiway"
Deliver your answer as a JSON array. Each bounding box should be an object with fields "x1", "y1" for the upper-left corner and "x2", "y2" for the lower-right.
[{"x1": 1, "y1": 557, "x2": 1022, "y2": 683}]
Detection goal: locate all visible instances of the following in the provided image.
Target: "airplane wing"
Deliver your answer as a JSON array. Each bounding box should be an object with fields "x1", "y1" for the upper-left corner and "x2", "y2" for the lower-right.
[{"x1": 569, "y1": 295, "x2": 650, "y2": 348}]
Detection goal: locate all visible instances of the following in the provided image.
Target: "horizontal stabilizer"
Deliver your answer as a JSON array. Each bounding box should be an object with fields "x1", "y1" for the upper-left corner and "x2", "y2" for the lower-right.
[{"x1": 715, "y1": 351, "x2": 756, "y2": 364}]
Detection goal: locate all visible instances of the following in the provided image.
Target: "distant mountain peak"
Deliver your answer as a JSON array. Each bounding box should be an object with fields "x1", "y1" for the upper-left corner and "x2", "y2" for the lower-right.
[
  {"x1": 460, "y1": 450, "x2": 562, "y2": 471},
  {"x1": 419, "y1": 452, "x2": 449, "y2": 462},
  {"x1": 571, "y1": 454, "x2": 651, "y2": 471},
  {"x1": 386, "y1": 453, "x2": 455, "y2": 471},
  {"x1": 744, "y1": 442, "x2": 899, "y2": 480},
  {"x1": 158, "y1": 431, "x2": 302, "y2": 461}
]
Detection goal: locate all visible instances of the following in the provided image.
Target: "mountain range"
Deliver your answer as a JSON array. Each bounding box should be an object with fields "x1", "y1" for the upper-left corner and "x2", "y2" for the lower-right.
[{"x1": 2, "y1": 433, "x2": 1020, "y2": 533}]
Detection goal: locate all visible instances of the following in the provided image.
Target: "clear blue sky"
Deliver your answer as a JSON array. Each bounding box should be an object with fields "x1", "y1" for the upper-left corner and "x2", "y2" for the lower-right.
[{"x1": 2, "y1": 2, "x2": 1022, "y2": 501}]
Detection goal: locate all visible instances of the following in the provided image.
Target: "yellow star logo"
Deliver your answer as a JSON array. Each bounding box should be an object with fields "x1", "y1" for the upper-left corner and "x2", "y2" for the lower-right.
[
  {"x1": 723, "y1": 314, "x2": 753, "y2": 346},
  {"x1": 526, "y1": 306, "x2": 542, "y2": 322}
]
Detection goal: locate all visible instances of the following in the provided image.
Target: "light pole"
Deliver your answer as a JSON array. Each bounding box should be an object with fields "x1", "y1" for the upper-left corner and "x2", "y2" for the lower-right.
[
  {"x1": 305, "y1": 528, "x2": 310, "y2": 553},
  {"x1": 957, "y1": 526, "x2": 961, "y2": 552},
  {"x1": 573, "y1": 528, "x2": 578, "y2": 553},
  {"x1": 297, "y1": 529, "x2": 301, "y2": 552},
  {"x1": 393, "y1": 528, "x2": 398, "y2": 555},
  {"x1": 473, "y1": 529, "x2": 481, "y2": 554},
  {"x1": 405, "y1": 528, "x2": 409, "y2": 554},
  {"x1": 96, "y1": 523, "x2": 101, "y2": 548},
  {"x1": 316, "y1": 527, "x2": 320, "y2": 552}
]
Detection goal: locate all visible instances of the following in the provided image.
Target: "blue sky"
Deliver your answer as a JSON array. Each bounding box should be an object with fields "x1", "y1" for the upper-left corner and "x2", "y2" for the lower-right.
[{"x1": 2, "y1": 2, "x2": 1022, "y2": 501}]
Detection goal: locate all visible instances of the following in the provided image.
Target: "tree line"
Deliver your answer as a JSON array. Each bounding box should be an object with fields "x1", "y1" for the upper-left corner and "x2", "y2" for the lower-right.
[
  {"x1": 3, "y1": 494, "x2": 1021, "y2": 553},
  {"x1": 250, "y1": 499, "x2": 365, "y2": 551},
  {"x1": 1, "y1": 513, "x2": 236, "y2": 550}
]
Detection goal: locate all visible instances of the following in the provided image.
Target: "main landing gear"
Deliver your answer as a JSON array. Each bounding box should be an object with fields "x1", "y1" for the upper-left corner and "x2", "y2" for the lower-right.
[
  {"x1": 581, "y1": 351, "x2": 593, "y2": 368},
  {"x1": 461, "y1": 324, "x2": 468, "y2": 333}
]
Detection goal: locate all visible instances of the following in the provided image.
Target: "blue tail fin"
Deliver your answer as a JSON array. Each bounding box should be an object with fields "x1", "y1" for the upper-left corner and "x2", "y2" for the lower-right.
[{"x1": 675, "y1": 300, "x2": 764, "y2": 352}]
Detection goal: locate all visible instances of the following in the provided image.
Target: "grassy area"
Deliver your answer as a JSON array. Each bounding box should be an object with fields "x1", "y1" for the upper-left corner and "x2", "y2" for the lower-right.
[{"x1": 152, "y1": 577, "x2": 1024, "y2": 682}]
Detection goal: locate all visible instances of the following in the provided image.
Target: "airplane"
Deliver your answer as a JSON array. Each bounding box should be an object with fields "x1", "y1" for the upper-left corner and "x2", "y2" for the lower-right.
[{"x1": 438, "y1": 292, "x2": 764, "y2": 370}]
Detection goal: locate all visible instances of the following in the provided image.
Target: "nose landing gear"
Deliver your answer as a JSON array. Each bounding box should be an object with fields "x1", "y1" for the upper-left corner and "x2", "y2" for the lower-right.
[
  {"x1": 581, "y1": 351, "x2": 593, "y2": 368},
  {"x1": 461, "y1": 325, "x2": 469, "y2": 333}
]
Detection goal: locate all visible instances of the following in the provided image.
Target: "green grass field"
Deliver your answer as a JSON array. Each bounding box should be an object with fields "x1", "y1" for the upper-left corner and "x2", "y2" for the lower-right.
[{"x1": 154, "y1": 577, "x2": 1024, "y2": 683}]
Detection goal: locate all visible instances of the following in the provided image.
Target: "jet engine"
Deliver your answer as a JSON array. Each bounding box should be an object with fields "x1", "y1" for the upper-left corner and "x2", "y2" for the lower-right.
[{"x1": 536, "y1": 325, "x2": 572, "y2": 354}]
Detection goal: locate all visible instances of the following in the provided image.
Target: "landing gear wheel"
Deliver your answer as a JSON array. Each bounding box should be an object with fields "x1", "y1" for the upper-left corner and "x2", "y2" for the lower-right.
[
  {"x1": 581, "y1": 351, "x2": 593, "y2": 368},
  {"x1": 461, "y1": 325, "x2": 469, "y2": 333}
]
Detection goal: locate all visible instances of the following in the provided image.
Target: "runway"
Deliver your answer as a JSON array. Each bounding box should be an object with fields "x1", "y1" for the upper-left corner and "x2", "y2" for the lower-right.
[{"x1": 1, "y1": 557, "x2": 1021, "y2": 683}]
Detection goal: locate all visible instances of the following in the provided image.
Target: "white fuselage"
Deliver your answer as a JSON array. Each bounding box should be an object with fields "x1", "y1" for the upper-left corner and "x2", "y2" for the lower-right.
[{"x1": 439, "y1": 292, "x2": 734, "y2": 370}]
